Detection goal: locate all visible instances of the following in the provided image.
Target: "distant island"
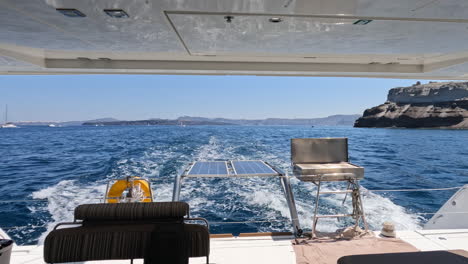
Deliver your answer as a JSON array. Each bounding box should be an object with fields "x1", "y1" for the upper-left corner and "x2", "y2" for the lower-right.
[
  {"x1": 10, "y1": 115, "x2": 360, "y2": 127},
  {"x1": 354, "y1": 81, "x2": 468, "y2": 129},
  {"x1": 82, "y1": 114, "x2": 360, "y2": 126},
  {"x1": 82, "y1": 119, "x2": 234, "y2": 126},
  {"x1": 12, "y1": 118, "x2": 119, "y2": 127}
]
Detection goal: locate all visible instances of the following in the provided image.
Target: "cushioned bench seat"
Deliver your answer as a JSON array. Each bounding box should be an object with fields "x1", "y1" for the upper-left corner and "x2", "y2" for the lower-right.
[{"x1": 44, "y1": 202, "x2": 210, "y2": 264}]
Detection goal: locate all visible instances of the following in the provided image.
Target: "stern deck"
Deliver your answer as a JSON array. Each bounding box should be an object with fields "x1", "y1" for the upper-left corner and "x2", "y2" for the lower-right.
[{"x1": 6, "y1": 230, "x2": 468, "y2": 264}]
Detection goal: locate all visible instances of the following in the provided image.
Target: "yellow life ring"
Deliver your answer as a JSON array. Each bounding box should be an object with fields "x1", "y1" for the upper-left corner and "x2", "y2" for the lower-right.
[{"x1": 106, "y1": 177, "x2": 153, "y2": 203}]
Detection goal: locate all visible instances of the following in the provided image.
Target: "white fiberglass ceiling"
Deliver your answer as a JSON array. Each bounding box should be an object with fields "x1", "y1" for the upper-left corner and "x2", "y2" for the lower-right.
[{"x1": 2, "y1": 0, "x2": 468, "y2": 79}]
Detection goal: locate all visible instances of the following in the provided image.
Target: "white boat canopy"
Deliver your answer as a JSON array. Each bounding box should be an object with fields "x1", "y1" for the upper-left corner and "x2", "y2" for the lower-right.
[{"x1": 2, "y1": 0, "x2": 468, "y2": 79}]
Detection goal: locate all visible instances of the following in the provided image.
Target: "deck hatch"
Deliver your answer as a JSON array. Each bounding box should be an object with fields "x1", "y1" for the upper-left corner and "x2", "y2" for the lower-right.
[{"x1": 166, "y1": 11, "x2": 468, "y2": 56}]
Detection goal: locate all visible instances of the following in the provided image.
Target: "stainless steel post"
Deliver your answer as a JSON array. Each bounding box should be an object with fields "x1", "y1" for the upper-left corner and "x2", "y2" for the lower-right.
[
  {"x1": 172, "y1": 174, "x2": 182, "y2": 201},
  {"x1": 280, "y1": 175, "x2": 302, "y2": 237},
  {"x1": 312, "y1": 178, "x2": 322, "y2": 238}
]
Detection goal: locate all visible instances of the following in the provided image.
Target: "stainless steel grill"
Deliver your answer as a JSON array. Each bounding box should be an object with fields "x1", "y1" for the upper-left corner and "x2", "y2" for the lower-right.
[{"x1": 291, "y1": 138, "x2": 368, "y2": 237}]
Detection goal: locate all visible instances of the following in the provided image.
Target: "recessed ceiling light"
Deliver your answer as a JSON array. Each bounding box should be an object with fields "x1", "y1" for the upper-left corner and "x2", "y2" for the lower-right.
[
  {"x1": 269, "y1": 17, "x2": 283, "y2": 23},
  {"x1": 224, "y1": 15, "x2": 234, "y2": 23},
  {"x1": 56, "y1": 8, "x2": 86, "y2": 17},
  {"x1": 353, "y1": 19, "x2": 373, "y2": 25},
  {"x1": 104, "y1": 9, "x2": 129, "y2": 18}
]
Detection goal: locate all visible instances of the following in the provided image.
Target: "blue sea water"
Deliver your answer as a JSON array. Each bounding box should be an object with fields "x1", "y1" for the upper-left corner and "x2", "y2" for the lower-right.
[{"x1": 0, "y1": 125, "x2": 467, "y2": 245}]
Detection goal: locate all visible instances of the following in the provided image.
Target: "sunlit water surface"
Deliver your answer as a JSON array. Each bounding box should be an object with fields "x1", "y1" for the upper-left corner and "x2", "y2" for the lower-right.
[{"x1": 0, "y1": 125, "x2": 467, "y2": 245}]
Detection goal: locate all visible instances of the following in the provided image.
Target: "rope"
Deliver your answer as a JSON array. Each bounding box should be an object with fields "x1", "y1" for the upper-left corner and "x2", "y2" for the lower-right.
[
  {"x1": 365, "y1": 186, "x2": 463, "y2": 193},
  {"x1": 208, "y1": 212, "x2": 468, "y2": 225},
  {"x1": 0, "y1": 219, "x2": 287, "y2": 230},
  {"x1": 4, "y1": 211, "x2": 468, "y2": 231},
  {"x1": 209, "y1": 219, "x2": 287, "y2": 224},
  {"x1": 351, "y1": 188, "x2": 362, "y2": 220},
  {"x1": 0, "y1": 184, "x2": 462, "y2": 204},
  {"x1": 1, "y1": 186, "x2": 462, "y2": 204}
]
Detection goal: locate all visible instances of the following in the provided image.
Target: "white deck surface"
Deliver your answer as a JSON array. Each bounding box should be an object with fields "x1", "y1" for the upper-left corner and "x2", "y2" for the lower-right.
[
  {"x1": 6, "y1": 235, "x2": 296, "y2": 264},
  {"x1": 376, "y1": 229, "x2": 468, "y2": 252},
  {"x1": 4, "y1": 230, "x2": 468, "y2": 264},
  {"x1": 190, "y1": 235, "x2": 296, "y2": 264}
]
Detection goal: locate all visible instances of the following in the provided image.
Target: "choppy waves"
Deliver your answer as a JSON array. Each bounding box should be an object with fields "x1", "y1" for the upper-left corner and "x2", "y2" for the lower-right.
[{"x1": 0, "y1": 126, "x2": 466, "y2": 244}]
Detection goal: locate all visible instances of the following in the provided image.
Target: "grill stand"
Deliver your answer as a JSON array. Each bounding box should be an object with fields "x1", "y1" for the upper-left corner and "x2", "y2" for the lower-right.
[{"x1": 311, "y1": 175, "x2": 368, "y2": 238}]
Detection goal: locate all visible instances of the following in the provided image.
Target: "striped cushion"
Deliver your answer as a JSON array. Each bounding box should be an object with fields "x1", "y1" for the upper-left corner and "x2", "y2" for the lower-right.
[
  {"x1": 185, "y1": 224, "x2": 210, "y2": 257},
  {"x1": 44, "y1": 223, "x2": 209, "y2": 263},
  {"x1": 75, "y1": 202, "x2": 189, "y2": 221},
  {"x1": 44, "y1": 202, "x2": 209, "y2": 263},
  {"x1": 44, "y1": 224, "x2": 153, "y2": 262}
]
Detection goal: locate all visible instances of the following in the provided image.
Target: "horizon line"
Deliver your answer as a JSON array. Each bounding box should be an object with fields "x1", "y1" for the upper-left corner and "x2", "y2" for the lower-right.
[{"x1": 9, "y1": 113, "x2": 361, "y2": 123}]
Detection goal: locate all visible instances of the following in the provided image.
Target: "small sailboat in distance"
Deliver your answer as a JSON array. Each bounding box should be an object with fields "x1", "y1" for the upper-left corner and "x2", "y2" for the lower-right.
[{"x1": 1, "y1": 105, "x2": 18, "y2": 128}]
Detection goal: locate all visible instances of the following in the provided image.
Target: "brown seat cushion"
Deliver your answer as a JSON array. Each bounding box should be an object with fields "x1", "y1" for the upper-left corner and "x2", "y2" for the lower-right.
[{"x1": 337, "y1": 250, "x2": 468, "y2": 264}]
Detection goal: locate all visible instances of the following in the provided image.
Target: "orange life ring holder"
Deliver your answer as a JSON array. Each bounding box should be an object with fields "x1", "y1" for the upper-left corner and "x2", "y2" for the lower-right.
[{"x1": 106, "y1": 177, "x2": 153, "y2": 203}]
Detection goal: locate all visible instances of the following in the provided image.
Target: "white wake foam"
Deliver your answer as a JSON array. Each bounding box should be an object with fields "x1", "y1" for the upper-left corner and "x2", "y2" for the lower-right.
[
  {"x1": 29, "y1": 144, "x2": 182, "y2": 243},
  {"x1": 31, "y1": 134, "x2": 423, "y2": 244},
  {"x1": 31, "y1": 180, "x2": 106, "y2": 244}
]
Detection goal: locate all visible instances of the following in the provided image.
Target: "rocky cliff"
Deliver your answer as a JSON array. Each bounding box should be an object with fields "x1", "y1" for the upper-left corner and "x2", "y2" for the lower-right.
[{"x1": 354, "y1": 81, "x2": 468, "y2": 128}]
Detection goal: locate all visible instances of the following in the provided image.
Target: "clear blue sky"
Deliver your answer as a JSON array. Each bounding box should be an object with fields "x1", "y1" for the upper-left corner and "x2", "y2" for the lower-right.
[{"x1": 0, "y1": 75, "x2": 448, "y2": 122}]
